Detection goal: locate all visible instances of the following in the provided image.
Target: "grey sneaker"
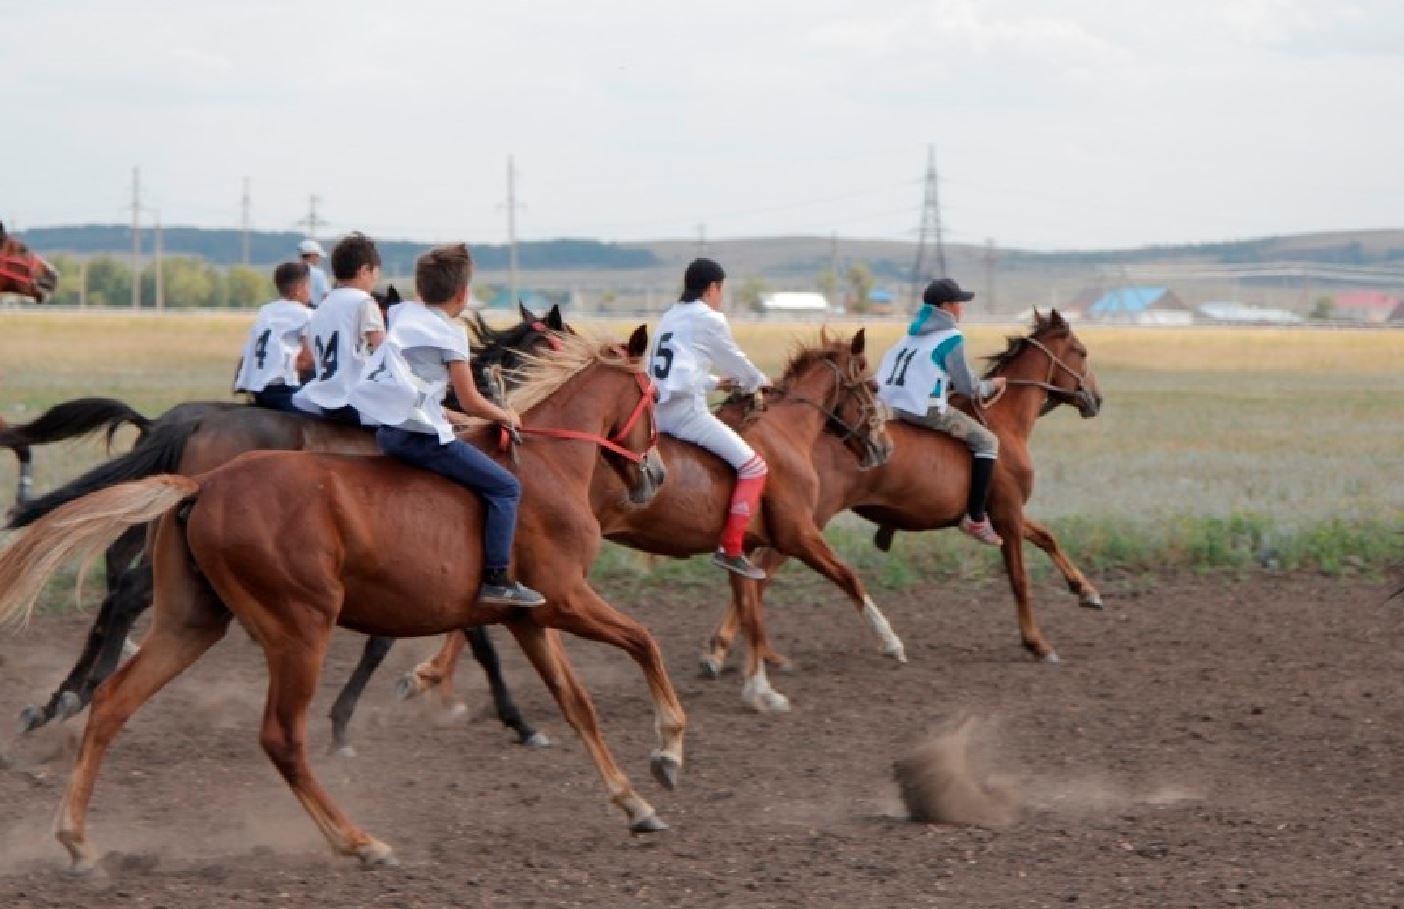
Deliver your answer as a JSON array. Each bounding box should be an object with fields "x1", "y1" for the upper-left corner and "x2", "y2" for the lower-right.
[
  {"x1": 478, "y1": 579, "x2": 547, "y2": 607},
  {"x1": 712, "y1": 549, "x2": 767, "y2": 580}
]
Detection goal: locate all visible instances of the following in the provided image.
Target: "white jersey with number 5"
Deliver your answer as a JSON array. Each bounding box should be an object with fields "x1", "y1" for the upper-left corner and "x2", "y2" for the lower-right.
[
  {"x1": 292, "y1": 287, "x2": 385, "y2": 412},
  {"x1": 876, "y1": 326, "x2": 962, "y2": 414},
  {"x1": 233, "y1": 300, "x2": 310, "y2": 392},
  {"x1": 648, "y1": 301, "x2": 767, "y2": 405}
]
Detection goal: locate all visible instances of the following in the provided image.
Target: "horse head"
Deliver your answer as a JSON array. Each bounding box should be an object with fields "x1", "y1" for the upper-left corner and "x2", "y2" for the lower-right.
[
  {"x1": 606, "y1": 326, "x2": 665, "y2": 504},
  {"x1": 773, "y1": 328, "x2": 894, "y2": 469},
  {"x1": 988, "y1": 309, "x2": 1102, "y2": 419},
  {"x1": 0, "y1": 223, "x2": 58, "y2": 302}
]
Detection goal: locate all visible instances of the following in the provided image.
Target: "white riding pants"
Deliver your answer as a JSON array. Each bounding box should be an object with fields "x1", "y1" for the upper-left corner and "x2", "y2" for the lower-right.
[{"x1": 656, "y1": 395, "x2": 759, "y2": 472}]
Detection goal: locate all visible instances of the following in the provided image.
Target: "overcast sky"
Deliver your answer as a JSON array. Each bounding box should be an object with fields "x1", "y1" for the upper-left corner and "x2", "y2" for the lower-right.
[{"x1": 5, "y1": 0, "x2": 1402, "y2": 250}]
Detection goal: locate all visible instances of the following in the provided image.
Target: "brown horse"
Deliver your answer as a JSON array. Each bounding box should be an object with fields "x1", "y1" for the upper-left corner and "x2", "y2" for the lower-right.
[
  {"x1": 0, "y1": 328, "x2": 684, "y2": 871},
  {"x1": 398, "y1": 330, "x2": 899, "y2": 714},
  {"x1": 0, "y1": 222, "x2": 58, "y2": 301},
  {"x1": 703, "y1": 310, "x2": 1103, "y2": 708}
]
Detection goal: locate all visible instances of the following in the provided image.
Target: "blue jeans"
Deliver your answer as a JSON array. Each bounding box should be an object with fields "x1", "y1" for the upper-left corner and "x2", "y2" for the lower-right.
[
  {"x1": 376, "y1": 426, "x2": 521, "y2": 572},
  {"x1": 252, "y1": 383, "x2": 301, "y2": 413}
]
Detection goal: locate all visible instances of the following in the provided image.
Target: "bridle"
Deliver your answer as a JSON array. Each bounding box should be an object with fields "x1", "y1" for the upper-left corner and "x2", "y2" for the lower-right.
[
  {"x1": 0, "y1": 244, "x2": 46, "y2": 292},
  {"x1": 782, "y1": 356, "x2": 887, "y2": 462},
  {"x1": 500, "y1": 370, "x2": 658, "y2": 464},
  {"x1": 1002, "y1": 335, "x2": 1091, "y2": 406}
]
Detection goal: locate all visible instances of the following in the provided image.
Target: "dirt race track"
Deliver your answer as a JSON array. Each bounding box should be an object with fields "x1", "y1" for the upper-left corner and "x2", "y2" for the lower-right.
[{"x1": 1, "y1": 570, "x2": 1401, "y2": 908}]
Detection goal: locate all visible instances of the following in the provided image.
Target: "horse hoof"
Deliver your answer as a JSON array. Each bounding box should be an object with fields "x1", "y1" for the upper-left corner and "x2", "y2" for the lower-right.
[
  {"x1": 883, "y1": 643, "x2": 908, "y2": 664},
  {"x1": 64, "y1": 860, "x2": 98, "y2": 879},
  {"x1": 55, "y1": 691, "x2": 83, "y2": 721},
  {"x1": 393, "y1": 674, "x2": 419, "y2": 702},
  {"x1": 333, "y1": 744, "x2": 357, "y2": 759},
  {"x1": 650, "y1": 753, "x2": 681, "y2": 791},
  {"x1": 356, "y1": 842, "x2": 398, "y2": 867},
  {"x1": 444, "y1": 702, "x2": 469, "y2": 720},
  {"x1": 698, "y1": 656, "x2": 722, "y2": 679},
  {"x1": 520, "y1": 731, "x2": 552, "y2": 749},
  {"x1": 1080, "y1": 592, "x2": 1105, "y2": 610},
  {"x1": 1041, "y1": 651, "x2": 1062, "y2": 664},
  {"x1": 17, "y1": 705, "x2": 46, "y2": 735},
  {"x1": 629, "y1": 814, "x2": 669, "y2": 835},
  {"x1": 745, "y1": 689, "x2": 791, "y2": 714}
]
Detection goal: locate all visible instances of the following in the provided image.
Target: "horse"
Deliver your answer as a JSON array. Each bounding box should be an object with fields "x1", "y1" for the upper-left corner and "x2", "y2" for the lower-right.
[
  {"x1": 0, "y1": 327, "x2": 678, "y2": 872},
  {"x1": 6, "y1": 305, "x2": 568, "y2": 745},
  {"x1": 702, "y1": 310, "x2": 1104, "y2": 708},
  {"x1": 0, "y1": 398, "x2": 149, "y2": 508},
  {"x1": 0, "y1": 222, "x2": 58, "y2": 301},
  {"x1": 394, "y1": 330, "x2": 899, "y2": 715}
]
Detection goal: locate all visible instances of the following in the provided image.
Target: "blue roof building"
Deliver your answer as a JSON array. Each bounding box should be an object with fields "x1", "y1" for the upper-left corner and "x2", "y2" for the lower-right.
[{"x1": 1088, "y1": 286, "x2": 1189, "y2": 323}]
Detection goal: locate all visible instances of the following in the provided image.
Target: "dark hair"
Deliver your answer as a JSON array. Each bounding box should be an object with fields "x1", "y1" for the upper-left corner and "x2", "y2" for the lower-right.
[
  {"x1": 681, "y1": 257, "x2": 726, "y2": 302},
  {"x1": 416, "y1": 243, "x2": 474, "y2": 305},
  {"x1": 330, "y1": 232, "x2": 381, "y2": 281},
  {"x1": 273, "y1": 260, "x2": 310, "y2": 297}
]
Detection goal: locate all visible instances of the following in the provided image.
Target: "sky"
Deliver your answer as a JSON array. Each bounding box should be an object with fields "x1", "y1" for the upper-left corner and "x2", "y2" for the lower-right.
[{"x1": 5, "y1": 0, "x2": 1403, "y2": 251}]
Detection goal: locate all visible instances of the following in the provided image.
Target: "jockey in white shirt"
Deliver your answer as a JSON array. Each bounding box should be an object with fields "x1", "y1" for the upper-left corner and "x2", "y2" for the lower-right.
[
  {"x1": 649, "y1": 258, "x2": 771, "y2": 580},
  {"x1": 232, "y1": 260, "x2": 314, "y2": 412}
]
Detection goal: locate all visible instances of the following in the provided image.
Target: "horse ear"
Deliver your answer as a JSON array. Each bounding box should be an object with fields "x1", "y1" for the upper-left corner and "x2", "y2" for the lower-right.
[
  {"x1": 627, "y1": 324, "x2": 649, "y2": 359},
  {"x1": 546, "y1": 304, "x2": 565, "y2": 331},
  {"x1": 0, "y1": 222, "x2": 6, "y2": 240},
  {"x1": 518, "y1": 301, "x2": 537, "y2": 322},
  {"x1": 386, "y1": 284, "x2": 402, "y2": 304},
  {"x1": 1048, "y1": 308, "x2": 1066, "y2": 327},
  {"x1": 850, "y1": 328, "x2": 866, "y2": 356},
  {"x1": 1031, "y1": 306, "x2": 1045, "y2": 327}
]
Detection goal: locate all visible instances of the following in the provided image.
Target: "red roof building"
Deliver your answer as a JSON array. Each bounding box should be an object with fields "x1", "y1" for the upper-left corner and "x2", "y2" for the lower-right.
[{"x1": 1333, "y1": 291, "x2": 1400, "y2": 323}]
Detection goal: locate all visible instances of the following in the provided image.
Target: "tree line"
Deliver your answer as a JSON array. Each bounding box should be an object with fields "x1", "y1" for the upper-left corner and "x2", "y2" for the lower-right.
[{"x1": 42, "y1": 254, "x2": 275, "y2": 309}]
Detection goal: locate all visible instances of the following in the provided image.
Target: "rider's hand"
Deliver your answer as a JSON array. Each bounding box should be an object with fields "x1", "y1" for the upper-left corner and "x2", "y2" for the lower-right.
[
  {"x1": 983, "y1": 377, "x2": 1007, "y2": 405},
  {"x1": 498, "y1": 407, "x2": 522, "y2": 431},
  {"x1": 716, "y1": 378, "x2": 738, "y2": 393}
]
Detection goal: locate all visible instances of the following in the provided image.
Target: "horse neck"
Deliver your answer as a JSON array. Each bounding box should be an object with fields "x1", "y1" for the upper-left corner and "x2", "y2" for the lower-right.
[
  {"x1": 986, "y1": 348, "x2": 1055, "y2": 442},
  {"x1": 761, "y1": 364, "x2": 835, "y2": 443},
  {"x1": 520, "y1": 364, "x2": 632, "y2": 488}
]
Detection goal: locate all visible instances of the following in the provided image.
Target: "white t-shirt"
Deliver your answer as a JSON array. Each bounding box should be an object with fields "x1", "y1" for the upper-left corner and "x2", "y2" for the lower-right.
[
  {"x1": 876, "y1": 326, "x2": 963, "y2": 414},
  {"x1": 292, "y1": 287, "x2": 386, "y2": 414},
  {"x1": 648, "y1": 301, "x2": 768, "y2": 405},
  {"x1": 233, "y1": 300, "x2": 311, "y2": 392},
  {"x1": 350, "y1": 302, "x2": 470, "y2": 444}
]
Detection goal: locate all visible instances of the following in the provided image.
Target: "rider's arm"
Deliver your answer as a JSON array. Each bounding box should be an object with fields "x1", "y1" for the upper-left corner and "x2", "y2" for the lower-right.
[
  {"x1": 937, "y1": 337, "x2": 997, "y2": 400},
  {"x1": 358, "y1": 298, "x2": 386, "y2": 351},
  {"x1": 447, "y1": 360, "x2": 516, "y2": 428},
  {"x1": 698, "y1": 311, "x2": 768, "y2": 392}
]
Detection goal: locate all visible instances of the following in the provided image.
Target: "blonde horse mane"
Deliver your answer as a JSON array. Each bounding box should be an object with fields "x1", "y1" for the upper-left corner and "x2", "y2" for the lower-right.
[{"x1": 500, "y1": 330, "x2": 642, "y2": 415}]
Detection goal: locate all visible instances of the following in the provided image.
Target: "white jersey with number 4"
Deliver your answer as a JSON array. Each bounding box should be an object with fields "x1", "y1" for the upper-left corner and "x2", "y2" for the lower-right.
[
  {"x1": 350, "y1": 303, "x2": 470, "y2": 444},
  {"x1": 648, "y1": 301, "x2": 767, "y2": 406},
  {"x1": 876, "y1": 326, "x2": 962, "y2": 415},
  {"x1": 292, "y1": 287, "x2": 385, "y2": 412},
  {"x1": 233, "y1": 300, "x2": 311, "y2": 392}
]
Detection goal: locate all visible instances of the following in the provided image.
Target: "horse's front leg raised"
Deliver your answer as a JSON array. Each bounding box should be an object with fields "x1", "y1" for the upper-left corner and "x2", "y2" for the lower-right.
[{"x1": 1022, "y1": 518, "x2": 1104, "y2": 609}]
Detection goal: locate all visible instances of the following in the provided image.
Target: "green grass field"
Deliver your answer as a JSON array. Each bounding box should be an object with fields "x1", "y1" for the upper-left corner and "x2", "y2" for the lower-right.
[{"x1": 1, "y1": 311, "x2": 1400, "y2": 583}]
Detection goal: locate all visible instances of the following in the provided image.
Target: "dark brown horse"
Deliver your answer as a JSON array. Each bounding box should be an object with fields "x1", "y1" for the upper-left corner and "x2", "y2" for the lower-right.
[
  {"x1": 0, "y1": 328, "x2": 680, "y2": 871},
  {"x1": 703, "y1": 310, "x2": 1103, "y2": 708},
  {"x1": 0, "y1": 222, "x2": 58, "y2": 301},
  {"x1": 6, "y1": 307, "x2": 567, "y2": 743},
  {"x1": 397, "y1": 330, "x2": 898, "y2": 714}
]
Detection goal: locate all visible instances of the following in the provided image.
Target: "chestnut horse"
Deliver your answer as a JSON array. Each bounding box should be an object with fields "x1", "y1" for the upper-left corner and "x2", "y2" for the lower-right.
[
  {"x1": 703, "y1": 310, "x2": 1103, "y2": 708},
  {"x1": 7, "y1": 307, "x2": 567, "y2": 742},
  {"x1": 0, "y1": 328, "x2": 681, "y2": 871},
  {"x1": 0, "y1": 222, "x2": 58, "y2": 301},
  {"x1": 397, "y1": 330, "x2": 898, "y2": 714}
]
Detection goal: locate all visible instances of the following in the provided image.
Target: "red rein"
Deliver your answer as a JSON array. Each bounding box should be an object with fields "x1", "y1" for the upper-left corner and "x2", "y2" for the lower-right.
[{"x1": 499, "y1": 371, "x2": 657, "y2": 464}]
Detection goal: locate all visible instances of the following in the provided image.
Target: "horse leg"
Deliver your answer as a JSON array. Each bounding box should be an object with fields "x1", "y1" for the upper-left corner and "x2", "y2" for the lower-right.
[
  {"x1": 734, "y1": 565, "x2": 791, "y2": 714},
  {"x1": 396, "y1": 632, "x2": 466, "y2": 702},
  {"x1": 701, "y1": 547, "x2": 790, "y2": 678},
  {"x1": 54, "y1": 538, "x2": 229, "y2": 873},
  {"x1": 773, "y1": 523, "x2": 906, "y2": 663},
  {"x1": 505, "y1": 621, "x2": 665, "y2": 834},
  {"x1": 17, "y1": 558, "x2": 152, "y2": 734},
  {"x1": 994, "y1": 512, "x2": 1058, "y2": 662},
  {"x1": 465, "y1": 626, "x2": 548, "y2": 747},
  {"x1": 1022, "y1": 518, "x2": 1104, "y2": 609},
  {"x1": 326, "y1": 636, "x2": 394, "y2": 757},
  {"x1": 545, "y1": 585, "x2": 687, "y2": 790},
  {"x1": 13, "y1": 446, "x2": 33, "y2": 507}
]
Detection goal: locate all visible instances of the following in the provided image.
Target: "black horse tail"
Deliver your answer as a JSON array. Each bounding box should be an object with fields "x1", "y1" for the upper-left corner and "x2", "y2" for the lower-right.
[
  {"x1": 6, "y1": 417, "x2": 198, "y2": 530},
  {"x1": 0, "y1": 397, "x2": 151, "y2": 453}
]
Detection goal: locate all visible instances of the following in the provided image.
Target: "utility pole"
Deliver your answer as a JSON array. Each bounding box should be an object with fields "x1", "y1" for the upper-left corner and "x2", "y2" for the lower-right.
[
  {"x1": 129, "y1": 166, "x2": 142, "y2": 309},
  {"x1": 983, "y1": 237, "x2": 999, "y2": 314},
  {"x1": 909, "y1": 144, "x2": 947, "y2": 310},
  {"x1": 153, "y1": 211, "x2": 165, "y2": 312},
  {"x1": 240, "y1": 177, "x2": 251, "y2": 266},
  {"x1": 697, "y1": 223, "x2": 707, "y2": 256},
  {"x1": 829, "y1": 231, "x2": 840, "y2": 307},
  {"x1": 297, "y1": 194, "x2": 324, "y2": 240},
  {"x1": 506, "y1": 155, "x2": 520, "y2": 307}
]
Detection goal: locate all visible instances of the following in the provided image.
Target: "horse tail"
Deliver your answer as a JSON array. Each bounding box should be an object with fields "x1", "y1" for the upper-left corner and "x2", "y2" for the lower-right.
[
  {"x1": 0, "y1": 476, "x2": 199, "y2": 628},
  {"x1": 7, "y1": 417, "x2": 198, "y2": 530},
  {"x1": 0, "y1": 397, "x2": 151, "y2": 452}
]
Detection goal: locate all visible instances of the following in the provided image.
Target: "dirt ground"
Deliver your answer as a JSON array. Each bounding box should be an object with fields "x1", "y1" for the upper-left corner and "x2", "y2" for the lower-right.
[{"x1": 1, "y1": 570, "x2": 1401, "y2": 908}]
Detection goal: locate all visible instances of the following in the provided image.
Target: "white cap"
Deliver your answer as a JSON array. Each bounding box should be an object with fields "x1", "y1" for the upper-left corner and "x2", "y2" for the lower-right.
[{"x1": 298, "y1": 239, "x2": 325, "y2": 257}]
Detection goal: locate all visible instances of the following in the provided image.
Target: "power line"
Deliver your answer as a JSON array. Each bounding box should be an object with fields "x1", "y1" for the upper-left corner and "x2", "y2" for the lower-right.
[
  {"x1": 126, "y1": 167, "x2": 141, "y2": 309},
  {"x1": 910, "y1": 145, "x2": 947, "y2": 307},
  {"x1": 240, "y1": 177, "x2": 251, "y2": 266},
  {"x1": 296, "y1": 194, "x2": 325, "y2": 240},
  {"x1": 506, "y1": 155, "x2": 521, "y2": 305}
]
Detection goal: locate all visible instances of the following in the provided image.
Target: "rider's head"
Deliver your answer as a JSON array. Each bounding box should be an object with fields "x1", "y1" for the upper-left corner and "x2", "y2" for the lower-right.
[
  {"x1": 417, "y1": 243, "x2": 475, "y2": 317},
  {"x1": 681, "y1": 258, "x2": 726, "y2": 310},
  {"x1": 273, "y1": 261, "x2": 311, "y2": 304},
  {"x1": 923, "y1": 277, "x2": 975, "y2": 321},
  {"x1": 330, "y1": 232, "x2": 382, "y2": 291}
]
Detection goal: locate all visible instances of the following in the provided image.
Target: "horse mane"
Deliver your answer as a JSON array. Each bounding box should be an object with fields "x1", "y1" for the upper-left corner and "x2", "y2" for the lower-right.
[
  {"x1": 502, "y1": 330, "x2": 641, "y2": 414},
  {"x1": 772, "y1": 333, "x2": 848, "y2": 394},
  {"x1": 982, "y1": 315, "x2": 1071, "y2": 379}
]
